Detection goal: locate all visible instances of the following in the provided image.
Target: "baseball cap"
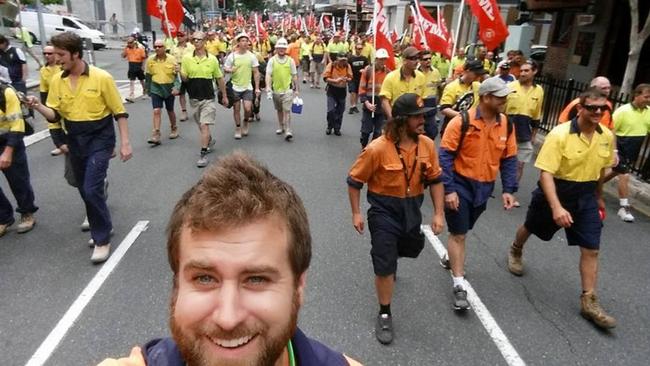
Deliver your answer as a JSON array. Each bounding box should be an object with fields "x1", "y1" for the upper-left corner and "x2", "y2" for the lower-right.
[
  {"x1": 498, "y1": 60, "x2": 510, "y2": 69},
  {"x1": 392, "y1": 93, "x2": 435, "y2": 116},
  {"x1": 275, "y1": 38, "x2": 289, "y2": 49},
  {"x1": 479, "y1": 77, "x2": 513, "y2": 97},
  {"x1": 376, "y1": 48, "x2": 389, "y2": 59},
  {"x1": 192, "y1": 31, "x2": 205, "y2": 40},
  {"x1": 402, "y1": 46, "x2": 420, "y2": 59},
  {"x1": 464, "y1": 60, "x2": 487, "y2": 74}
]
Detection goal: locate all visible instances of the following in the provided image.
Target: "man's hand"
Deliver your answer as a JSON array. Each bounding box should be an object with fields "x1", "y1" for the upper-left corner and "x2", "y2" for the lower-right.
[
  {"x1": 171, "y1": 89, "x2": 179, "y2": 96},
  {"x1": 597, "y1": 197, "x2": 606, "y2": 212},
  {"x1": 0, "y1": 150, "x2": 12, "y2": 170},
  {"x1": 364, "y1": 101, "x2": 376, "y2": 112},
  {"x1": 96, "y1": 346, "x2": 145, "y2": 366},
  {"x1": 502, "y1": 193, "x2": 516, "y2": 210},
  {"x1": 221, "y1": 96, "x2": 229, "y2": 106},
  {"x1": 24, "y1": 95, "x2": 39, "y2": 108},
  {"x1": 352, "y1": 213, "x2": 364, "y2": 234},
  {"x1": 254, "y1": 88, "x2": 261, "y2": 96},
  {"x1": 445, "y1": 192, "x2": 459, "y2": 211},
  {"x1": 552, "y1": 206, "x2": 573, "y2": 228},
  {"x1": 120, "y1": 141, "x2": 133, "y2": 162},
  {"x1": 432, "y1": 214, "x2": 444, "y2": 235}
]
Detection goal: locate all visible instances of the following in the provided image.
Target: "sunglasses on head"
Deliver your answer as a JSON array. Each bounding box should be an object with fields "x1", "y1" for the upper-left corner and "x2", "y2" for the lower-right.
[{"x1": 582, "y1": 104, "x2": 610, "y2": 112}]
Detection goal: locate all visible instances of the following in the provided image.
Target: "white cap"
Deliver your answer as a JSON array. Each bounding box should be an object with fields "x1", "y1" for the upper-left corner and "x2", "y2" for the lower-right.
[
  {"x1": 235, "y1": 32, "x2": 250, "y2": 41},
  {"x1": 376, "y1": 48, "x2": 389, "y2": 59},
  {"x1": 275, "y1": 38, "x2": 289, "y2": 49}
]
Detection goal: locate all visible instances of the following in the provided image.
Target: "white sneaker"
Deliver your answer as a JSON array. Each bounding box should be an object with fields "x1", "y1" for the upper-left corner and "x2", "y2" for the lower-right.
[
  {"x1": 242, "y1": 121, "x2": 250, "y2": 136},
  {"x1": 80, "y1": 216, "x2": 90, "y2": 231},
  {"x1": 91, "y1": 244, "x2": 111, "y2": 264},
  {"x1": 196, "y1": 154, "x2": 209, "y2": 168},
  {"x1": 285, "y1": 130, "x2": 293, "y2": 141},
  {"x1": 234, "y1": 127, "x2": 242, "y2": 140},
  {"x1": 50, "y1": 148, "x2": 62, "y2": 156},
  {"x1": 275, "y1": 128, "x2": 284, "y2": 135},
  {"x1": 88, "y1": 229, "x2": 115, "y2": 247},
  {"x1": 617, "y1": 206, "x2": 635, "y2": 222}
]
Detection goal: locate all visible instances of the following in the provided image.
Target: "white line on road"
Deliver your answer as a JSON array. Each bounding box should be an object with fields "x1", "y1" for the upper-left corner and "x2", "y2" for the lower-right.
[
  {"x1": 24, "y1": 129, "x2": 51, "y2": 147},
  {"x1": 25, "y1": 220, "x2": 150, "y2": 366},
  {"x1": 421, "y1": 225, "x2": 526, "y2": 366}
]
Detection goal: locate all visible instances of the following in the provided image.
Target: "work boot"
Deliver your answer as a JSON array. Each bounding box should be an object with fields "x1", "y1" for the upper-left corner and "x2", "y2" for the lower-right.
[
  {"x1": 147, "y1": 129, "x2": 161, "y2": 146},
  {"x1": 0, "y1": 220, "x2": 14, "y2": 237},
  {"x1": 16, "y1": 213, "x2": 35, "y2": 234},
  {"x1": 580, "y1": 292, "x2": 616, "y2": 329},
  {"x1": 169, "y1": 126, "x2": 179, "y2": 139},
  {"x1": 234, "y1": 126, "x2": 242, "y2": 139},
  {"x1": 179, "y1": 110, "x2": 188, "y2": 121},
  {"x1": 507, "y1": 244, "x2": 524, "y2": 276},
  {"x1": 91, "y1": 244, "x2": 111, "y2": 264}
]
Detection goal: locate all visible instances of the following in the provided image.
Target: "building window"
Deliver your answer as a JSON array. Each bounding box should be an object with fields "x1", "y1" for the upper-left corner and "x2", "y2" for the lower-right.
[{"x1": 551, "y1": 11, "x2": 575, "y2": 47}]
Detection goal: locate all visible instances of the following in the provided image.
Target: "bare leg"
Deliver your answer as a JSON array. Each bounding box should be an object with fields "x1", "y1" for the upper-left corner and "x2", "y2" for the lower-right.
[
  {"x1": 447, "y1": 234, "x2": 466, "y2": 278},
  {"x1": 199, "y1": 124, "x2": 210, "y2": 148},
  {"x1": 618, "y1": 173, "x2": 630, "y2": 199},
  {"x1": 579, "y1": 248, "x2": 599, "y2": 293},
  {"x1": 375, "y1": 275, "x2": 395, "y2": 306},
  {"x1": 513, "y1": 225, "x2": 531, "y2": 249}
]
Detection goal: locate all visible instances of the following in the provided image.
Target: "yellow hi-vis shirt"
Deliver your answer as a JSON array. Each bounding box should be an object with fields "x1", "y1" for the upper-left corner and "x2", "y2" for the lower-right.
[
  {"x1": 0, "y1": 86, "x2": 26, "y2": 144},
  {"x1": 535, "y1": 119, "x2": 615, "y2": 182},
  {"x1": 39, "y1": 64, "x2": 62, "y2": 93},
  {"x1": 146, "y1": 53, "x2": 178, "y2": 85},
  {"x1": 379, "y1": 68, "x2": 426, "y2": 104},
  {"x1": 421, "y1": 67, "x2": 442, "y2": 99}
]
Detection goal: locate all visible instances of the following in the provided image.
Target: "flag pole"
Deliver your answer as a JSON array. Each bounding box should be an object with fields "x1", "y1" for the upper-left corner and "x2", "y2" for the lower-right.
[
  {"x1": 371, "y1": 1, "x2": 378, "y2": 119},
  {"x1": 410, "y1": 4, "x2": 429, "y2": 50},
  {"x1": 449, "y1": 0, "x2": 465, "y2": 79},
  {"x1": 160, "y1": 0, "x2": 174, "y2": 41}
]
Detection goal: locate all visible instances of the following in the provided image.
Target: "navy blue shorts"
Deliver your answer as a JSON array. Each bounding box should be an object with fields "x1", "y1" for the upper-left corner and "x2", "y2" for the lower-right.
[
  {"x1": 151, "y1": 94, "x2": 175, "y2": 111},
  {"x1": 614, "y1": 136, "x2": 645, "y2": 173},
  {"x1": 368, "y1": 213, "x2": 425, "y2": 276},
  {"x1": 445, "y1": 195, "x2": 487, "y2": 235},
  {"x1": 524, "y1": 187, "x2": 601, "y2": 249},
  {"x1": 348, "y1": 80, "x2": 360, "y2": 94}
]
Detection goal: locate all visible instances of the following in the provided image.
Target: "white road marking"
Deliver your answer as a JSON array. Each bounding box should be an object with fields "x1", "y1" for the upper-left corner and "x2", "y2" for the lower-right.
[
  {"x1": 24, "y1": 129, "x2": 51, "y2": 147},
  {"x1": 25, "y1": 220, "x2": 150, "y2": 366},
  {"x1": 421, "y1": 225, "x2": 526, "y2": 366}
]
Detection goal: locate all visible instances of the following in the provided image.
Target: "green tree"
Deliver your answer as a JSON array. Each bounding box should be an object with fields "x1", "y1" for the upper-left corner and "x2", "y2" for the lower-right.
[
  {"x1": 20, "y1": 0, "x2": 64, "y2": 5},
  {"x1": 237, "y1": 0, "x2": 266, "y2": 12}
]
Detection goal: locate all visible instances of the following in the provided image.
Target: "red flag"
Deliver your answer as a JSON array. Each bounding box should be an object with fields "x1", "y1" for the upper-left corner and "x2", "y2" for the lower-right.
[
  {"x1": 374, "y1": 0, "x2": 396, "y2": 70},
  {"x1": 322, "y1": 15, "x2": 331, "y2": 31},
  {"x1": 147, "y1": 0, "x2": 184, "y2": 34},
  {"x1": 467, "y1": 0, "x2": 509, "y2": 51},
  {"x1": 416, "y1": 3, "x2": 452, "y2": 58},
  {"x1": 307, "y1": 13, "x2": 316, "y2": 30},
  {"x1": 437, "y1": 7, "x2": 453, "y2": 58},
  {"x1": 255, "y1": 13, "x2": 268, "y2": 39},
  {"x1": 390, "y1": 27, "x2": 398, "y2": 44}
]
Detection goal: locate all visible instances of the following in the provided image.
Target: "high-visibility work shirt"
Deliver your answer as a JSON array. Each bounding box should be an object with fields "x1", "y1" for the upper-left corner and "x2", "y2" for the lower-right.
[
  {"x1": 266, "y1": 55, "x2": 296, "y2": 93},
  {"x1": 300, "y1": 42, "x2": 312, "y2": 58},
  {"x1": 450, "y1": 56, "x2": 465, "y2": 72},
  {"x1": 39, "y1": 64, "x2": 62, "y2": 93},
  {"x1": 287, "y1": 42, "x2": 301, "y2": 66},
  {"x1": 225, "y1": 51, "x2": 259, "y2": 91},
  {"x1": 46, "y1": 63, "x2": 128, "y2": 155},
  {"x1": 536, "y1": 119, "x2": 614, "y2": 182},
  {"x1": 359, "y1": 66, "x2": 389, "y2": 98},
  {"x1": 439, "y1": 107, "x2": 518, "y2": 206},
  {"x1": 0, "y1": 86, "x2": 26, "y2": 147},
  {"x1": 327, "y1": 41, "x2": 348, "y2": 55},
  {"x1": 145, "y1": 54, "x2": 180, "y2": 98},
  {"x1": 181, "y1": 52, "x2": 223, "y2": 100},
  {"x1": 559, "y1": 98, "x2": 614, "y2": 130},
  {"x1": 421, "y1": 67, "x2": 442, "y2": 99},
  {"x1": 435, "y1": 57, "x2": 450, "y2": 79},
  {"x1": 613, "y1": 103, "x2": 650, "y2": 137},
  {"x1": 172, "y1": 43, "x2": 195, "y2": 63},
  {"x1": 379, "y1": 69, "x2": 426, "y2": 104},
  {"x1": 322, "y1": 62, "x2": 353, "y2": 89},
  {"x1": 347, "y1": 135, "x2": 442, "y2": 198},
  {"x1": 439, "y1": 78, "x2": 480, "y2": 110},
  {"x1": 124, "y1": 46, "x2": 146, "y2": 63},
  {"x1": 206, "y1": 39, "x2": 220, "y2": 56},
  {"x1": 505, "y1": 80, "x2": 544, "y2": 142},
  {"x1": 360, "y1": 43, "x2": 375, "y2": 62},
  {"x1": 311, "y1": 43, "x2": 326, "y2": 56}
]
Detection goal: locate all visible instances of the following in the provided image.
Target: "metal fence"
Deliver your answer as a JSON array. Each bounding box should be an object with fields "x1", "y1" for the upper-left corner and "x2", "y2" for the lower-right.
[{"x1": 535, "y1": 75, "x2": 650, "y2": 182}]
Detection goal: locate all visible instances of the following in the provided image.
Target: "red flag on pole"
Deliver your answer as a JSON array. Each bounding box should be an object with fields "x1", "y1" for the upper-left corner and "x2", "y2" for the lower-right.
[
  {"x1": 437, "y1": 6, "x2": 453, "y2": 57},
  {"x1": 147, "y1": 0, "x2": 184, "y2": 36},
  {"x1": 466, "y1": 0, "x2": 509, "y2": 51},
  {"x1": 415, "y1": 2, "x2": 452, "y2": 58},
  {"x1": 390, "y1": 27, "x2": 398, "y2": 44},
  {"x1": 374, "y1": 0, "x2": 396, "y2": 70},
  {"x1": 255, "y1": 13, "x2": 268, "y2": 40}
]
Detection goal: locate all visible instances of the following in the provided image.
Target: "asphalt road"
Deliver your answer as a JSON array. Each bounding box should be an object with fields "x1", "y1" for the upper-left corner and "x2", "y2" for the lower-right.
[{"x1": 1, "y1": 49, "x2": 649, "y2": 366}]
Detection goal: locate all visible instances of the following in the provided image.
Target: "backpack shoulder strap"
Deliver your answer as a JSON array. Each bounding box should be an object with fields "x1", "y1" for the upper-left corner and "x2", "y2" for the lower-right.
[{"x1": 455, "y1": 109, "x2": 471, "y2": 153}]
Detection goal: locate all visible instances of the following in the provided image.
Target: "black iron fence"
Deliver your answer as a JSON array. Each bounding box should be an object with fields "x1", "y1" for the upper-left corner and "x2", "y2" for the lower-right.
[{"x1": 535, "y1": 75, "x2": 650, "y2": 182}]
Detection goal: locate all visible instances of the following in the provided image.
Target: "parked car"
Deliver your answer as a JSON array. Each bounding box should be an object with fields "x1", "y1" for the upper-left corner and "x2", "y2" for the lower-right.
[{"x1": 19, "y1": 11, "x2": 106, "y2": 50}]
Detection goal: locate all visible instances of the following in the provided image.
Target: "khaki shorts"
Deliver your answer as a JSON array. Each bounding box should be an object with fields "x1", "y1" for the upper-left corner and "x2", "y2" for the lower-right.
[
  {"x1": 517, "y1": 141, "x2": 534, "y2": 163},
  {"x1": 189, "y1": 98, "x2": 216, "y2": 125},
  {"x1": 310, "y1": 60, "x2": 325, "y2": 74},
  {"x1": 272, "y1": 92, "x2": 293, "y2": 112}
]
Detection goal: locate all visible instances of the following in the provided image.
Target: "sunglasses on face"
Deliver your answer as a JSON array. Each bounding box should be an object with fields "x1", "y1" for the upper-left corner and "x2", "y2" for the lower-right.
[
  {"x1": 193, "y1": 38, "x2": 204, "y2": 42},
  {"x1": 421, "y1": 58, "x2": 432, "y2": 61},
  {"x1": 582, "y1": 104, "x2": 610, "y2": 112},
  {"x1": 43, "y1": 52, "x2": 53, "y2": 55},
  {"x1": 405, "y1": 56, "x2": 419, "y2": 61},
  {"x1": 154, "y1": 45, "x2": 164, "y2": 48}
]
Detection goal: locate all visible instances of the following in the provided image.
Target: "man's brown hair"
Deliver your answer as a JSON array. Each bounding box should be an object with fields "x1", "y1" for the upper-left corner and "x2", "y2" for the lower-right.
[
  {"x1": 167, "y1": 152, "x2": 312, "y2": 284},
  {"x1": 579, "y1": 87, "x2": 607, "y2": 106},
  {"x1": 633, "y1": 83, "x2": 650, "y2": 97},
  {"x1": 50, "y1": 31, "x2": 84, "y2": 59}
]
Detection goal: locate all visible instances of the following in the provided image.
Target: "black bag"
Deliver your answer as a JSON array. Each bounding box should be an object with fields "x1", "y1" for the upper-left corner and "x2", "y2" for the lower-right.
[{"x1": 218, "y1": 80, "x2": 235, "y2": 109}]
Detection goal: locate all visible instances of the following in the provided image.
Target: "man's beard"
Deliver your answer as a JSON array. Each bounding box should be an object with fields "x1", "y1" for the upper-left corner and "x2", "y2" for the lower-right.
[{"x1": 170, "y1": 289, "x2": 300, "y2": 366}]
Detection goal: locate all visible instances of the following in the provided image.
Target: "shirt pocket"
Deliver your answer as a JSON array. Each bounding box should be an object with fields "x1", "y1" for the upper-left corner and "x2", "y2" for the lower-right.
[
  {"x1": 381, "y1": 163, "x2": 405, "y2": 191},
  {"x1": 82, "y1": 88, "x2": 105, "y2": 116}
]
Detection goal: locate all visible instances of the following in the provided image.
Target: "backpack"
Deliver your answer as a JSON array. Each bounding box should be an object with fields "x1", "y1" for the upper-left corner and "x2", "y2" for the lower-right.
[{"x1": 443, "y1": 110, "x2": 513, "y2": 153}]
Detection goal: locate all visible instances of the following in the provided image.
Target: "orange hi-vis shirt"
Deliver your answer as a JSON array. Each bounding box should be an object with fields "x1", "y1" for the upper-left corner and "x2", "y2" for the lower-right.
[
  {"x1": 558, "y1": 98, "x2": 614, "y2": 130},
  {"x1": 348, "y1": 135, "x2": 442, "y2": 198},
  {"x1": 358, "y1": 65, "x2": 389, "y2": 97},
  {"x1": 287, "y1": 41, "x2": 301, "y2": 66},
  {"x1": 440, "y1": 107, "x2": 518, "y2": 183},
  {"x1": 124, "y1": 46, "x2": 146, "y2": 63}
]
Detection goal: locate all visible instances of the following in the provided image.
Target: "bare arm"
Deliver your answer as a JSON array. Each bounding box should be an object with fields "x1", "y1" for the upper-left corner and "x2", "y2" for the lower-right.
[
  {"x1": 348, "y1": 186, "x2": 364, "y2": 234},
  {"x1": 441, "y1": 107, "x2": 459, "y2": 119},
  {"x1": 381, "y1": 97, "x2": 392, "y2": 120},
  {"x1": 539, "y1": 170, "x2": 573, "y2": 227},
  {"x1": 253, "y1": 66, "x2": 260, "y2": 92},
  {"x1": 116, "y1": 117, "x2": 132, "y2": 162},
  {"x1": 429, "y1": 182, "x2": 445, "y2": 234}
]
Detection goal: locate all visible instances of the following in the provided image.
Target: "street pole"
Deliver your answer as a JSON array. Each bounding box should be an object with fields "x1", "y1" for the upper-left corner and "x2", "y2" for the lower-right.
[
  {"x1": 449, "y1": 0, "x2": 465, "y2": 79},
  {"x1": 34, "y1": 0, "x2": 47, "y2": 47}
]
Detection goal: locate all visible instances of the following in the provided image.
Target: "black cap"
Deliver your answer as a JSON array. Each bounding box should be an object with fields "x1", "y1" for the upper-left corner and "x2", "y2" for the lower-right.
[
  {"x1": 392, "y1": 93, "x2": 435, "y2": 117},
  {"x1": 464, "y1": 60, "x2": 487, "y2": 75}
]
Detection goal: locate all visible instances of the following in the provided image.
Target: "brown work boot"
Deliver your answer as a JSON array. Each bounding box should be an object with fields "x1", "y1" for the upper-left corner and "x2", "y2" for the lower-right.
[
  {"x1": 147, "y1": 129, "x2": 161, "y2": 145},
  {"x1": 580, "y1": 292, "x2": 616, "y2": 329},
  {"x1": 16, "y1": 213, "x2": 35, "y2": 234},
  {"x1": 0, "y1": 220, "x2": 13, "y2": 237},
  {"x1": 169, "y1": 125, "x2": 179, "y2": 139},
  {"x1": 507, "y1": 244, "x2": 524, "y2": 276}
]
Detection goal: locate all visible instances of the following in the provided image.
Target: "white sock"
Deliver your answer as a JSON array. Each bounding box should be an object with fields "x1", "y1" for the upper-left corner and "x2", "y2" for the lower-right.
[
  {"x1": 452, "y1": 276, "x2": 465, "y2": 289},
  {"x1": 620, "y1": 198, "x2": 629, "y2": 207}
]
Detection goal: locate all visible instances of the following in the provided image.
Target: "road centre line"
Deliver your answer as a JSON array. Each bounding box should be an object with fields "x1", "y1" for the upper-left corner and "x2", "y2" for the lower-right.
[
  {"x1": 421, "y1": 225, "x2": 526, "y2": 366},
  {"x1": 24, "y1": 129, "x2": 50, "y2": 147},
  {"x1": 25, "y1": 220, "x2": 150, "y2": 366}
]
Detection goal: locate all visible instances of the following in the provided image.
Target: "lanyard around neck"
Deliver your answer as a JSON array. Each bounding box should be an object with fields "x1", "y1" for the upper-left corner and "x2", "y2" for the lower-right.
[
  {"x1": 288, "y1": 340, "x2": 296, "y2": 366},
  {"x1": 394, "y1": 142, "x2": 419, "y2": 195}
]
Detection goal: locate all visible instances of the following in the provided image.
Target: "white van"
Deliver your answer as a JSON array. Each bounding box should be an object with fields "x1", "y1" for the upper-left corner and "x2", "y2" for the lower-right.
[{"x1": 19, "y1": 11, "x2": 107, "y2": 50}]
